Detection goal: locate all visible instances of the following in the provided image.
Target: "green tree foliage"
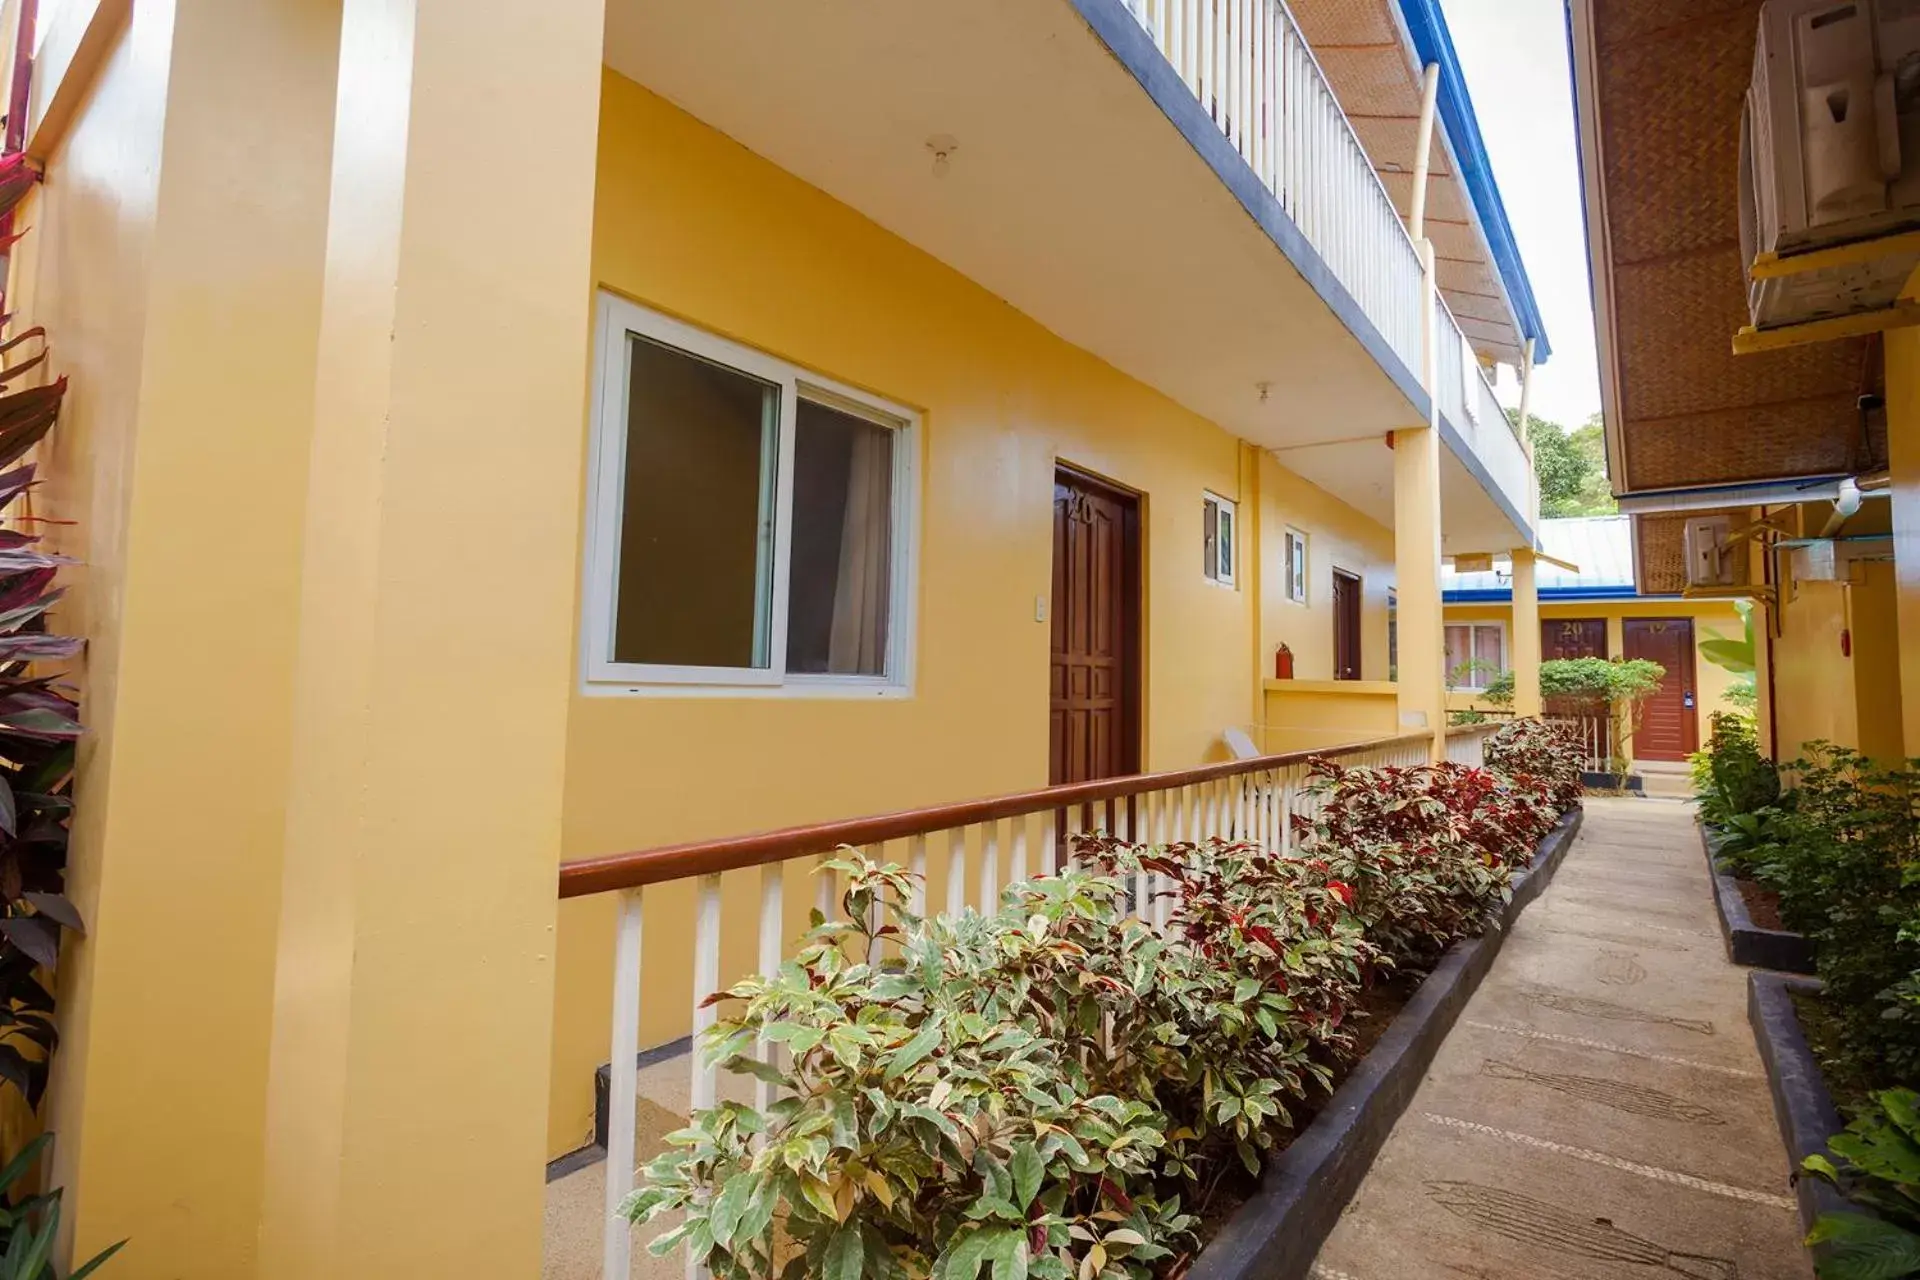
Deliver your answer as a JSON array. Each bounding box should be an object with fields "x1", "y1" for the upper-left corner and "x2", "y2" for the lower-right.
[{"x1": 1515, "y1": 411, "x2": 1616, "y2": 518}]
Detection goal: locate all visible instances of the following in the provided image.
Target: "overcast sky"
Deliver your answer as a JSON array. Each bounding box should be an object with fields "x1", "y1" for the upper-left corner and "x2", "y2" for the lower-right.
[{"x1": 1441, "y1": 0, "x2": 1602, "y2": 430}]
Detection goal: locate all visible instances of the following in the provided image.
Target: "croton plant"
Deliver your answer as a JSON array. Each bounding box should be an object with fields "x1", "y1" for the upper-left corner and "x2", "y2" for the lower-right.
[
  {"x1": 0, "y1": 147, "x2": 79, "y2": 1110},
  {"x1": 624, "y1": 719, "x2": 1580, "y2": 1280}
]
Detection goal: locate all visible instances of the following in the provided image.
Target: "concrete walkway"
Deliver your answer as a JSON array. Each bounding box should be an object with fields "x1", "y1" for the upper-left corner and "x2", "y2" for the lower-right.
[{"x1": 1312, "y1": 796, "x2": 1810, "y2": 1280}]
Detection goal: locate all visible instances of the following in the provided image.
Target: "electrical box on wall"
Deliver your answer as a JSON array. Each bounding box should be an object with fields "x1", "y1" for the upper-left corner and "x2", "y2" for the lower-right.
[
  {"x1": 1684, "y1": 516, "x2": 1737, "y2": 587},
  {"x1": 1740, "y1": 0, "x2": 1920, "y2": 329}
]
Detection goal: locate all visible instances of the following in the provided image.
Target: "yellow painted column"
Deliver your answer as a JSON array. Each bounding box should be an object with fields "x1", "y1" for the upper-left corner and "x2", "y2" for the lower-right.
[
  {"x1": 28, "y1": 2, "x2": 340, "y2": 1274},
  {"x1": 1397, "y1": 239, "x2": 1447, "y2": 759},
  {"x1": 1394, "y1": 423, "x2": 1447, "y2": 759},
  {"x1": 1510, "y1": 548, "x2": 1542, "y2": 717},
  {"x1": 1887, "y1": 328, "x2": 1920, "y2": 758},
  {"x1": 256, "y1": 0, "x2": 604, "y2": 1275}
]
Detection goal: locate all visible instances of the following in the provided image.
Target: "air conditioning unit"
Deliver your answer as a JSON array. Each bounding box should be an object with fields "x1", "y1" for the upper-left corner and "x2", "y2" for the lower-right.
[
  {"x1": 1790, "y1": 533, "x2": 1895, "y2": 579},
  {"x1": 1684, "y1": 516, "x2": 1737, "y2": 587},
  {"x1": 1740, "y1": 0, "x2": 1920, "y2": 330}
]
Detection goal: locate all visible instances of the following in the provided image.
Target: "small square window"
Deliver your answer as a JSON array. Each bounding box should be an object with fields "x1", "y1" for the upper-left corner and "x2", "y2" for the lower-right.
[
  {"x1": 1203, "y1": 493, "x2": 1236, "y2": 587},
  {"x1": 1285, "y1": 528, "x2": 1309, "y2": 604}
]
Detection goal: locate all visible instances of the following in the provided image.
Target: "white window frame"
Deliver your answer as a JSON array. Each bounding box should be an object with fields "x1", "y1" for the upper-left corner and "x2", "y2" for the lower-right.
[
  {"x1": 1285, "y1": 527, "x2": 1309, "y2": 604},
  {"x1": 582, "y1": 293, "x2": 920, "y2": 698},
  {"x1": 1445, "y1": 621, "x2": 1508, "y2": 691},
  {"x1": 1202, "y1": 491, "x2": 1237, "y2": 588}
]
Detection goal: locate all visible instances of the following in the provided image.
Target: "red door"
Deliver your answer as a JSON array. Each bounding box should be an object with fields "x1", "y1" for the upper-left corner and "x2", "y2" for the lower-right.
[
  {"x1": 1050, "y1": 469, "x2": 1141, "y2": 785},
  {"x1": 1331, "y1": 570, "x2": 1362, "y2": 680},
  {"x1": 1623, "y1": 618, "x2": 1698, "y2": 762}
]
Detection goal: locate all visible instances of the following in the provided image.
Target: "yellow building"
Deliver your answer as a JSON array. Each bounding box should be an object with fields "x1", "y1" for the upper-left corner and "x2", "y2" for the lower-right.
[
  {"x1": 0, "y1": 0, "x2": 1560, "y2": 1276},
  {"x1": 1569, "y1": 0, "x2": 1911, "y2": 770},
  {"x1": 1441, "y1": 516, "x2": 1753, "y2": 776}
]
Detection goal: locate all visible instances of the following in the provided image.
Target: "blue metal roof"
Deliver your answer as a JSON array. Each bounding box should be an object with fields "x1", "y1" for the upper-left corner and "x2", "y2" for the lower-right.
[
  {"x1": 1395, "y1": 0, "x2": 1552, "y2": 363},
  {"x1": 1443, "y1": 515, "x2": 1644, "y2": 602}
]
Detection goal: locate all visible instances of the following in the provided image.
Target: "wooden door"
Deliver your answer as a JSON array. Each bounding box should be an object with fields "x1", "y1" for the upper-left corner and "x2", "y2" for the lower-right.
[
  {"x1": 1543, "y1": 618, "x2": 1608, "y2": 661},
  {"x1": 1331, "y1": 570, "x2": 1361, "y2": 680},
  {"x1": 1623, "y1": 617, "x2": 1698, "y2": 762},
  {"x1": 1050, "y1": 468, "x2": 1141, "y2": 785}
]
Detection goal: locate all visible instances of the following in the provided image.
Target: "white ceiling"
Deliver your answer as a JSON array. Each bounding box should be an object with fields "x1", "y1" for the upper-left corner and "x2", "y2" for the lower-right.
[
  {"x1": 603, "y1": 0, "x2": 1421, "y2": 452},
  {"x1": 1287, "y1": 0, "x2": 1525, "y2": 365},
  {"x1": 1277, "y1": 433, "x2": 1526, "y2": 555},
  {"x1": 602, "y1": 0, "x2": 1528, "y2": 549}
]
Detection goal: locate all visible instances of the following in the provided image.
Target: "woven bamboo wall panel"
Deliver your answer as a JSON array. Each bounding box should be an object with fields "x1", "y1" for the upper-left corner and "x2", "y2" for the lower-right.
[
  {"x1": 1314, "y1": 46, "x2": 1420, "y2": 121},
  {"x1": 1614, "y1": 248, "x2": 1864, "y2": 421},
  {"x1": 1595, "y1": 0, "x2": 1757, "y2": 57},
  {"x1": 1349, "y1": 115, "x2": 1449, "y2": 179},
  {"x1": 1636, "y1": 508, "x2": 1750, "y2": 596},
  {"x1": 1626, "y1": 398, "x2": 1861, "y2": 489},
  {"x1": 1434, "y1": 253, "x2": 1501, "y2": 299},
  {"x1": 1289, "y1": 0, "x2": 1397, "y2": 49},
  {"x1": 1599, "y1": 8, "x2": 1754, "y2": 265},
  {"x1": 1592, "y1": 0, "x2": 1875, "y2": 492},
  {"x1": 1378, "y1": 173, "x2": 1470, "y2": 229}
]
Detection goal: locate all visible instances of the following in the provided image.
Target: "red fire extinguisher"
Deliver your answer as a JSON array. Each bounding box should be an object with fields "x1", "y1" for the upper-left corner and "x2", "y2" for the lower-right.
[{"x1": 1274, "y1": 644, "x2": 1295, "y2": 680}]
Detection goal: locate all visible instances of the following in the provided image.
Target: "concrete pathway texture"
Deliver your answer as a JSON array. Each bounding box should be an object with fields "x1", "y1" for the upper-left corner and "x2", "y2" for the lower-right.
[
  {"x1": 548, "y1": 798, "x2": 1809, "y2": 1279},
  {"x1": 1313, "y1": 796, "x2": 1809, "y2": 1280}
]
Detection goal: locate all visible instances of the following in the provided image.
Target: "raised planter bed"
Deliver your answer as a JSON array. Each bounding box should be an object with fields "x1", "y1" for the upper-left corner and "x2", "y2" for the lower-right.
[
  {"x1": 1749, "y1": 972, "x2": 1851, "y2": 1240},
  {"x1": 1190, "y1": 804, "x2": 1585, "y2": 1280},
  {"x1": 1700, "y1": 821, "x2": 1815, "y2": 974}
]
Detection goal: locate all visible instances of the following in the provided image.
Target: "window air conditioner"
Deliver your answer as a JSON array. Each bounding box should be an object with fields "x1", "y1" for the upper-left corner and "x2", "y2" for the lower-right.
[
  {"x1": 1740, "y1": 0, "x2": 1920, "y2": 330},
  {"x1": 1684, "y1": 516, "x2": 1737, "y2": 588}
]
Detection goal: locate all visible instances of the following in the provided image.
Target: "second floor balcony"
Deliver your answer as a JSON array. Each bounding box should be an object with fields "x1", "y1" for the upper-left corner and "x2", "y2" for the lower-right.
[{"x1": 608, "y1": 0, "x2": 1540, "y2": 550}]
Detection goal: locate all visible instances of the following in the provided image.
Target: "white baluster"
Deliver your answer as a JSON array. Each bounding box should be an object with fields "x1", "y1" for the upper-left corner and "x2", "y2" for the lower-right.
[
  {"x1": 908, "y1": 834, "x2": 928, "y2": 916},
  {"x1": 691, "y1": 874, "x2": 722, "y2": 1115},
  {"x1": 1281, "y1": 773, "x2": 1296, "y2": 854},
  {"x1": 604, "y1": 889, "x2": 644, "y2": 1280},
  {"x1": 947, "y1": 828, "x2": 966, "y2": 917},
  {"x1": 816, "y1": 854, "x2": 836, "y2": 925},
  {"x1": 755, "y1": 865, "x2": 784, "y2": 1111},
  {"x1": 980, "y1": 821, "x2": 999, "y2": 913},
  {"x1": 1011, "y1": 816, "x2": 1029, "y2": 884},
  {"x1": 1042, "y1": 808, "x2": 1059, "y2": 875}
]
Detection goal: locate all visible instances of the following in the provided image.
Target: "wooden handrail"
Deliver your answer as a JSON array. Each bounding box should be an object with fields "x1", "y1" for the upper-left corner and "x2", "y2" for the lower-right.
[{"x1": 556, "y1": 728, "x2": 1495, "y2": 899}]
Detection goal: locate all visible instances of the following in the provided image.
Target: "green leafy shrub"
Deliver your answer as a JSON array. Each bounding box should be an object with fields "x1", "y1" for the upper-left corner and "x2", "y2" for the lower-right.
[
  {"x1": 0, "y1": 1134, "x2": 121, "y2": 1280},
  {"x1": 1482, "y1": 658, "x2": 1663, "y2": 777},
  {"x1": 1752, "y1": 747, "x2": 1920, "y2": 1084},
  {"x1": 1803, "y1": 1088, "x2": 1920, "y2": 1278},
  {"x1": 1484, "y1": 719, "x2": 1585, "y2": 812},
  {"x1": 1696, "y1": 711, "x2": 1778, "y2": 827},
  {"x1": 623, "y1": 738, "x2": 1576, "y2": 1280}
]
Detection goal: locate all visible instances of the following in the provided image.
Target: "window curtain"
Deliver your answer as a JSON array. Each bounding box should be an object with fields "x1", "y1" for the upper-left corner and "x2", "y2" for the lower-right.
[{"x1": 827, "y1": 428, "x2": 892, "y2": 674}]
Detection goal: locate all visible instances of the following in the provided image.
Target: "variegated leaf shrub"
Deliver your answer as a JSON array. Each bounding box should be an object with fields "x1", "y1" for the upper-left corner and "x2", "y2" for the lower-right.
[{"x1": 624, "y1": 730, "x2": 1578, "y2": 1280}]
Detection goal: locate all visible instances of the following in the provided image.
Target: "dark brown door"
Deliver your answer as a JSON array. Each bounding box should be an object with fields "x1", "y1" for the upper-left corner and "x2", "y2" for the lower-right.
[
  {"x1": 1623, "y1": 617, "x2": 1698, "y2": 762},
  {"x1": 1543, "y1": 618, "x2": 1608, "y2": 661},
  {"x1": 1050, "y1": 468, "x2": 1141, "y2": 785},
  {"x1": 1331, "y1": 570, "x2": 1361, "y2": 680}
]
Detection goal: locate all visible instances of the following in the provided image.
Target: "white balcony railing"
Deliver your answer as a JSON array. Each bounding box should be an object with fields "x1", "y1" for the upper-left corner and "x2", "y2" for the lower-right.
[
  {"x1": 566, "y1": 728, "x2": 1492, "y2": 1278},
  {"x1": 1124, "y1": 0, "x2": 1424, "y2": 378},
  {"x1": 1432, "y1": 293, "x2": 1536, "y2": 527}
]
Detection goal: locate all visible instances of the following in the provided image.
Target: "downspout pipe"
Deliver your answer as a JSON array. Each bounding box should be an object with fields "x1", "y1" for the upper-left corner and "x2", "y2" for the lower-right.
[{"x1": 1409, "y1": 62, "x2": 1441, "y2": 242}]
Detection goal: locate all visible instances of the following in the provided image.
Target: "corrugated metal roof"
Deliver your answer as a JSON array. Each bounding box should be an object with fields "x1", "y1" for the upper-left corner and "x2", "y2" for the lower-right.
[{"x1": 1443, "y1": 515, "x2": 1640, "y2": 600}]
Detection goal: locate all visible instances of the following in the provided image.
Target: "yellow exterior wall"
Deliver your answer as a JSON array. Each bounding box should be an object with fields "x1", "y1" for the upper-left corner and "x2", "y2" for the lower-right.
[
  {"x1": 1885, "y1": 326, "x2": 1920, "y2": 761},
  {"x1": 1443, "y1": 599, "x2": 1748, "y2": 757},
  {"x1": 1765, "y1": 500, "x2": 1904, "y2": 763},
  {"x1": 544, "y1": 74, "x2": 1403, "y2": 1157},
  {"x1": 1257, "y1": 452, "x2": 1395, "y2": 687},
  {"x1": 4, "y1": 2, "x2": 341, "y2": 1273},
  {"x1": 1260, "y1": 681, "x2": 1399, "y2": 751}
]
